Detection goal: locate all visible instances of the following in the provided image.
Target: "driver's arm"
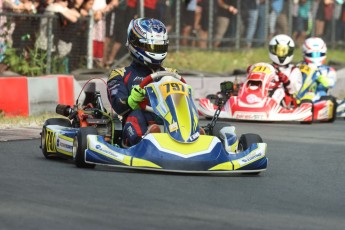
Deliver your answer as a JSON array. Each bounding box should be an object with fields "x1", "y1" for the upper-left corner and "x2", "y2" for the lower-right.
[{"x1": 107, "y1": 68, "x2": 131, "y2": 116}]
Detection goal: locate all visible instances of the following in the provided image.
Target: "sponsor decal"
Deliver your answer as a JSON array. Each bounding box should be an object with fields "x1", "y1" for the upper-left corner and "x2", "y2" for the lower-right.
[
  {"x1": 56, "y1": 137, "x2": 73, "y2": 152},
  {"x1": 235, "y1": 113, "x2": 265, "y2": 120},
  {"x1": 46, "y1": 130, "x2": 56, "y2": 152},
  {"x1": 189, "y1": 131, "x2": 200, "y2": 141},
  {"x1": 133, "y1": 76, "x2": 144, "y2": 84},
  {"x1": 246, "y1": 94, "x2": 260, "y2": 103},
  {"x1": 169, "y1": 122, "x2": 178, "y2": 132},
  {"x1": 95, "y1": 145, "x2": 124, "y2": 161},
  {"x1": 239, "y1": 150, "x2": 264, "y2": 165},
  {"x1": 134, "y1": 23, "x2": 146, "y2": 37}
]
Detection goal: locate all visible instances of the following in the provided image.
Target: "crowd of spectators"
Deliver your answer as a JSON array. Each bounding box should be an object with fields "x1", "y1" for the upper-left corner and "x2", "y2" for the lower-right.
[{"x1": 0, "y1": 0, "x2": 345, "y2": 71}]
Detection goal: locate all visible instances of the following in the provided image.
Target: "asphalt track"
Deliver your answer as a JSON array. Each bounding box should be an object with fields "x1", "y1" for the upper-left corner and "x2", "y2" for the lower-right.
[{"x1": 1, "y1": 119, "x2": 345, "y2": 230}]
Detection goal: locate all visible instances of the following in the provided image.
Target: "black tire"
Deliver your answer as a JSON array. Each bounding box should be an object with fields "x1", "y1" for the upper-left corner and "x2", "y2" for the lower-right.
[
  {"x1": 238, "y1": 133, "x2": 263, "y2": 151},
  {"x1": 73, "y1": 127, "x2": 97, "y2": 168},
  {"x1": 299, "y1": 99, "x2": 313, "y2": 124},
  {"x1": 41, "y1": 118, "x2": 72, "y2": 159},
  {"x1": 206, "y1": 94, "x2": 217, "y2": 100},
  {"x1": 238, "y1": 133, "x2": 264, "y2": 175},
  {"x1": 210, "y1": 122, "x2": 232, "y2": 140},
  {"x1": 320, "y1": 96, "x2": 337, "y2": 123}
]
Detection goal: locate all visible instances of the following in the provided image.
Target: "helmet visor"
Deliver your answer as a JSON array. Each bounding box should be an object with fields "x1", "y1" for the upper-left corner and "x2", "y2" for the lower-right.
[
  {"x1": 269, "y1": 44, "x2": 294, "y2": 58},
  {"x1": 130, "y1": 36, "x2": 169, "y2": 54},
  {"x1": 141, "y1": 42, "x2": 169, "y2": 53},
  {"x1": 305, "y1": 52, "x2": 326, "y2": 58}
]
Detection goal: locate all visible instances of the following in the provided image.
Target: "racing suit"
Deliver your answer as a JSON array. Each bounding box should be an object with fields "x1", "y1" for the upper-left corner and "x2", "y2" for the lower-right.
[
  {"x1": 299, "y1": 62, "x2": 336, "y2": 98},
  {"x1": 107, "y1": 61, "x2": 175, "y2": 146}
]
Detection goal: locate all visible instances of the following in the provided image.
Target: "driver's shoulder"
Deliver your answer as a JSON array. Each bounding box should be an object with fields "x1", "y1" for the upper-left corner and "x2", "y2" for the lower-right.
[{"x1": 108, "y1": 67, "x2": 130, "y2": 81}]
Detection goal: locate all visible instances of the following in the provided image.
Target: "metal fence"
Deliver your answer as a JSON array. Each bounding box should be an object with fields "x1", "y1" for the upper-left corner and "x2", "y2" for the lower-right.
[{"x1": 0, "y1": 0, "x2": 344, "y2": 75}]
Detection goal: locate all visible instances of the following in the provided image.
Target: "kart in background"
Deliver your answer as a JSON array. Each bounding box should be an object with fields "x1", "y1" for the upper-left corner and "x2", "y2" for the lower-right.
[
  {"x1": 198, "y1": 62, "x2": 336, "y2": 123},
  {"x1": 40, "y1": 71, "x2": 268, "y2": 175},
  {"x1": 198, "y1": 63, "x2": 313, "y2": 123},
  {"x1": 294, "y1": 63, "x2": 337, "y2": 123}
]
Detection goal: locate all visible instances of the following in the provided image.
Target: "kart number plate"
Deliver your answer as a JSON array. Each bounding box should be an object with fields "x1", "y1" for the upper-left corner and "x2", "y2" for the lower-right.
[
  {"x1": 159, "y1": 82, "x2": 188, "y2": 99},
  {"x1": 252, "y1": 65, "x2": 272, "y2": 74}
]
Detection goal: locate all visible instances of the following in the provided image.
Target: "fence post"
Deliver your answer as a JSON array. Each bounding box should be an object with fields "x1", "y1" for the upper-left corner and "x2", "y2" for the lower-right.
[
  {"x1": 87, "y1": 11, "x2": 93, "y2": 69},
  {"x1": 208, "y1": 0, "x2": 214, "y2": 49},
  {"x1": 46, "y1": 15, "x2": 53, "y2": 74},
  {"x1": 175, "y1": 0, "x2": 181, "y2": 52}
]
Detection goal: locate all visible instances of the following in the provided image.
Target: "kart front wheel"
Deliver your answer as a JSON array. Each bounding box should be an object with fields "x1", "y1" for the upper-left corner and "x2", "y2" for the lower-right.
[
  {"x1": 73, "y1": 127, "x2": 97, "y2": 169},
  {"x1": 238, "y1": 133, "x2": 263, "y2": 151},
  {"x1": 238, "y1": 133, "x2": 264, "y2": 175},
  {"x1": 41, "y1": 118, "x2": 72, "y2": 159}
]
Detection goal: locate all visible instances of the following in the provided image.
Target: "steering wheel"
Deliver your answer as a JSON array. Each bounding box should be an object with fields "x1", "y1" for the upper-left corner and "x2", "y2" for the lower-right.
[
  {"x1": 139, "y1": 71, "x2": 186, "y2": 88},
  {"x1": 138, "y1": 71, "x2": 186, "y2": 112}
]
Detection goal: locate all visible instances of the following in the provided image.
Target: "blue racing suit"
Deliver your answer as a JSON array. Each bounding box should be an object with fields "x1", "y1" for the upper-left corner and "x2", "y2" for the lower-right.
[{"x1": 107, "y1": 61, "x2": 174, "y2": 146}]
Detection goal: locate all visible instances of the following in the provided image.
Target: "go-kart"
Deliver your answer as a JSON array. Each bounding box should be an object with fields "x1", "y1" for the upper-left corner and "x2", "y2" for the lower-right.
[
  {"x1": 198, "y1": 62, "x2": 336, "y2": 123},
  {"x1": 198, "y1": 63, "x2": 313, "y2": 122},
  {"x1": 40, "y1": 71, "x2": 268, "y2": 174},
  {"x1": 294, "y1": 63, "x2": 337, "y2": 122}
]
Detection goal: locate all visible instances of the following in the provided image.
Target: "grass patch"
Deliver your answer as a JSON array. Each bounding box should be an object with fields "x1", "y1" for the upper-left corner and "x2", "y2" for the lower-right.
[
  {"x1": 0, "y1": 112, "x2": 64, "y2": 128},
  {"x1": 165, "y1": 48, "x2": 345, "y2": 73}
]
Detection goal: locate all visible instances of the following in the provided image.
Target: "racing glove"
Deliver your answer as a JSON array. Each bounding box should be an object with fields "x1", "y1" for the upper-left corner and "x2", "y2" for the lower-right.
[
  {"x1": 128, "y1": 85, "x2": 146, "y2": 110},
  {"x1": 277, "y1": 72, "x2": 290, "y2": 86}
]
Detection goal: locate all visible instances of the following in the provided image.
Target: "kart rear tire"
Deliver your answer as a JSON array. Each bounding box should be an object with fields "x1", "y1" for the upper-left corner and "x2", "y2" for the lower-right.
[
  {"x1": 238, "y1": 133, "x2": 263, "y2": 151},
  {"x1": 41, "y1": 118, "x2": 72, "y2": 159},
  {"x1": 320, "y1": 96, "x2": 337, "y2": 123},
  {"x1": 299, "y1": 99, "x2": 313, "y2": 124},
  {"x1": 73, "y1": 127, "x2": 97, "y2": 169}
]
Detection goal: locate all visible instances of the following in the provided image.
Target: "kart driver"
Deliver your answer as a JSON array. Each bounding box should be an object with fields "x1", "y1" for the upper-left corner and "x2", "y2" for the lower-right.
[
  {"x1": 300, "y1": 37, "x2": 336, "y2": 97},
  {"x1": 107, "y1": 17, "x2": 176, "y2": 147},
  {"x1": 248, "y1": 34, "x2": 303, "y2": 107}
]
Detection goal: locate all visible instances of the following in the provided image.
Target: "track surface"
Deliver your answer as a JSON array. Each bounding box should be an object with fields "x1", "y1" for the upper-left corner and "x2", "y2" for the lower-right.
[{"x1": 1, "y1": 119, "x2": 345, "y2": 230}]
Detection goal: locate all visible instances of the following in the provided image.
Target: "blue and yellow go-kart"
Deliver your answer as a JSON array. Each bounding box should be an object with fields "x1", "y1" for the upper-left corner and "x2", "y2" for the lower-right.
[{"x1": 40, "y1": 71, "x2": 268, "y2": 175}]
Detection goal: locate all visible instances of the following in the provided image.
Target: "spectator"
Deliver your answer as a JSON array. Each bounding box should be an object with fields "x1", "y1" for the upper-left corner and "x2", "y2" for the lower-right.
[
  {"x1": 180, "y1": 0, "x2": 197, "y2": 47},
  {"x1": 240, "y1": 0, "x2": 258, "y2": 49},
  {"x1": 195, "y1": 0, "x2": 209, "y2": 48},
  {"x1": 144, "y1": 0, "x2": 158, "y2": 18},
  {"x1": 292, "y1": 0, "x2": 312, "y2": 47},
  {"x1": 91, "y1": 0, "x2": 114, "y2": 67},
  {"x1": 268, "y1": 0, "x2": 284, "y2": 41},
  {"x1": 104, "y1": 0, "x2": 132, "y2": 68},
  {"x1": 2, "y1": 0, "x2": 37, "y2": 51},
  {"x1": 275, "y1": 0, "x2": 289, "y2": 35},
  {"x1": 103, "y1": 0, "x2": 119, "y2": 67},
  {"x1": 156, "y1": 0, "x2": 172, "y2": 32},
  {"x1": 322, "y1": 0, "x2": 335, "y2": 42},
  {"x1": 253, "y1": 0, "x2": 267, "y2": 47},
  {"x1": 334, "y1": 0, "x2": 344, "y2": 44},
  {"x1": 35, "y1": 0, "x2": 80, "y2": 58},
  {"x1": 67, "y1": 0, "x2": 86, "y2": 70},
  {"x1": 213, "y1": 0, "x2": 237, "y2": 48}
]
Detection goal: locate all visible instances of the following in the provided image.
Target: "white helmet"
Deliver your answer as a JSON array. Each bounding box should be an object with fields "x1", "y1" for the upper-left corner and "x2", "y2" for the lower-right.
[
  {"x1": 126, "y1": 18, "x2": 169, "y2": 69},
  {"x1": 302, "y1": 37, "x2": 327, "y2": 66},
  {"x1": 269, "y1": 34, "x2": 295, "y2": 66}
]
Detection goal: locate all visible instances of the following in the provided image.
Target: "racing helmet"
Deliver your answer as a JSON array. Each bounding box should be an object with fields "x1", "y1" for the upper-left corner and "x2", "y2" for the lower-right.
[
  {"x1": 269, "y1": 34, "x2": 295, "y2": 66},
  {"x1": 302, "y1": 37, "x2": 327, "y2": 66},
  {"x1": 126, "y1": 18, "x2": 169, "y2": 69}
]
